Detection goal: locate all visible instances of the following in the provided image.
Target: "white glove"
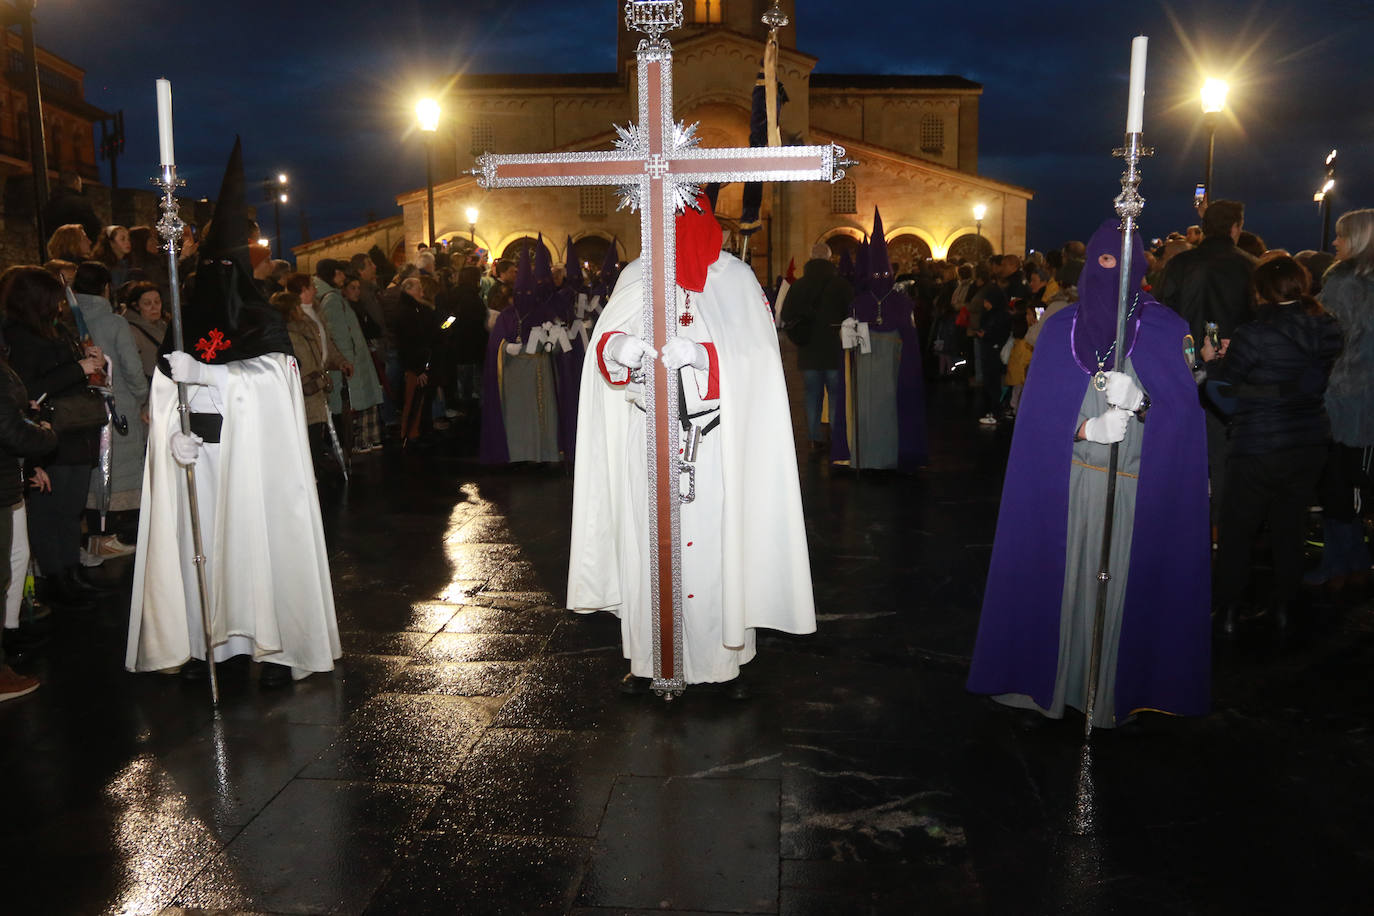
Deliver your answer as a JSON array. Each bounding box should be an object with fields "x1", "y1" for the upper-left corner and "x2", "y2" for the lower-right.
[
  {"x1": 167, "y1": 351, "x2": 210, "y2": 386},
  {"x1": 505, "y1": 341, "x2": 523, "y2": 356},
  {"x1": 1081, "y1": 407, "x2": 1132, "y2": 445},
  {"x1": 661, "y1": 338, "x2": 709, "y2": 371},
  {"x1": 840, "y1": 317, "x2": 859, "y2": 350},
  {"x1": 170, "y1": 431, "x2": 204, "y2": 466},
  {"x1": 1103, "y1": 371, "x2": 1145, "y2": 412},
  {"x1": 604, "y1": 334, "x2": 658, "y2": 370}
]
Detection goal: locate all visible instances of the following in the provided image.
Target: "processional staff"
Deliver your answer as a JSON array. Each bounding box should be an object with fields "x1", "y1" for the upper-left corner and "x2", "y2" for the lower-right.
[
  {"x1": 473, "y1": 0, "x2": 854, "y2": 698},
  {"x1": 1083, "y1": 37, "x2": 1153, "y2": 739},
  {"x1": 153, "y1": 79, "x2": 219, "y2": 707}
]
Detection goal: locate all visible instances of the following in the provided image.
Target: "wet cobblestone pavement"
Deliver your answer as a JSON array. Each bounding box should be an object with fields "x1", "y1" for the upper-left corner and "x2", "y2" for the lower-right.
[{"x1": 2, "y1": 362, "x2": 1373, "y2": 914}]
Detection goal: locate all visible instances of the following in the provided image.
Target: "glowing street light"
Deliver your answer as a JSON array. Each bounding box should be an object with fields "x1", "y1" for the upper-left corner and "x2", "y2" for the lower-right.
[
  {"x1": 1319, "y1": 148, "x2": 1338, "y2": 251},
  {"x1": 417, "y1": 98, "x2": 441, "y2": 246},
  {"x1": 1199, "y1": 78, "x2": 1229, "y2": 209},
  {"x1": 465, "y1": 206, "x2": 479, "y2": 243},
  {"x1": 1199, "y1": 78, "x2": 1229, "y2": 114},
  {"x1": 973, "y1": 203, "x2": 987, "y2": 236},
  {"x1": 263, "y1": 172, "x2": 291, "y2": 259}
]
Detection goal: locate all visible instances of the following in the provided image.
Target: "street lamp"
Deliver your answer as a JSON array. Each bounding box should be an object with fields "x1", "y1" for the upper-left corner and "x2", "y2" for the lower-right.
[
  {"x1": 265, "y1": 172, "x2": 290, "y2": 259},
  {"x1": 1316, "y1": 149, "x2": 1337, "y2": 251},
  {"x1": 417, "y1": 98, "x2": 441, "y2": 248},
  {"x1": 466, "y1": 206, "x2": 479, "y2": 244},
  {"x1": 973, "y1": 203, "x2": 987, "y2": 237},
  {"x1": 1199, "y1": 78, "x2": 1228, "y2": 209}
]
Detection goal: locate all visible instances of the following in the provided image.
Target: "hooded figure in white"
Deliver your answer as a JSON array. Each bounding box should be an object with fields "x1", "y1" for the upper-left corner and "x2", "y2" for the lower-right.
[
  {"x1": 126, "y1": 139, "x2": 339, "y2": 684},
  {"x1": 567, "y1": 196, "x2": 815, "y2": 688}
]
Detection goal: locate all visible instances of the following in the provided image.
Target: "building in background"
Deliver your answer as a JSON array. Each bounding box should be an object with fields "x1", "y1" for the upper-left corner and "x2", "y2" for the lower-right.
[{"x1": 298, "y1": 1, "x2": 1032, "y2": 277}]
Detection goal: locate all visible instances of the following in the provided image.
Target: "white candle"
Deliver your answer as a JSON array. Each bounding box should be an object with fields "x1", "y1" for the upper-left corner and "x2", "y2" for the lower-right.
[
  {"x1": 1126, "y1": 36, "x2": 1148, "y2": 134},
  {"x1": 156, "y1": 78, "x2": 175, "y2": 166}
]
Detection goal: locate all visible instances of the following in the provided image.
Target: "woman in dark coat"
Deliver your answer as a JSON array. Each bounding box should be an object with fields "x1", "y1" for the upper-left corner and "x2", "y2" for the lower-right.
[
  {"x1": 0, "y1": 303, "x2": 59, "y2": 699},
  {"x1": 2, "y1": 267, "x2": 107, "y2": 608},
  {"x1": 1206, "y1": 256, "x2": 1343, "y2": 629}
]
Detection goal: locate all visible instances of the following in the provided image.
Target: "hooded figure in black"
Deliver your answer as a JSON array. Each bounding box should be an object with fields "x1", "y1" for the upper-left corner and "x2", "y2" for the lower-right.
[
  {"x1": 128, "y1": 139, "x2": 340, "y2": 687},
  {"x1": 159, "y1": 138, "x2": 293, "y2": 370}
]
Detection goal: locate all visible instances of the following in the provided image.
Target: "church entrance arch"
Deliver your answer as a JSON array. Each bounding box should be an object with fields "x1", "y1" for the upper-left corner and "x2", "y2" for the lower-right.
[
  {"x1": 887, "y1": 233, "x2": 932, "y2": 274},
  {"x1": 572, "y1": 235, "x2": 616, "y2": 274},
  {"x1": 821, "y1": 230, "x2": 860, "y2": 261},
  {"x1": 500, "y1": 235, "x2": 552, "y2": 266},
  {"x1": 947, "y1": 233, "x2": 994, "y2": 264}
]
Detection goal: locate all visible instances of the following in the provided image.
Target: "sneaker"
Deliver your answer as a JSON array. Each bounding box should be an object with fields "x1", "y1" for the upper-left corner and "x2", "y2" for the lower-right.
[
  {"x1": 78, "y1": 547, "x2": 106, "y2": 567},
  {"x1": 978, "y1": 414, "x2": 998, "y2": 426},
  {"x1": 89, "y1": 534, "x2": 136, "y2": 559},
  {"x1": 0, "y1": 665, "x2": 39, "y2": 702}
]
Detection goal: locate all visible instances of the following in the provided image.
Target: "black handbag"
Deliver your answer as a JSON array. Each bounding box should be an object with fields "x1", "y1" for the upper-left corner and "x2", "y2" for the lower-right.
[{"x1": 48, "y1": 387, "x2": 108, "y2": 433}]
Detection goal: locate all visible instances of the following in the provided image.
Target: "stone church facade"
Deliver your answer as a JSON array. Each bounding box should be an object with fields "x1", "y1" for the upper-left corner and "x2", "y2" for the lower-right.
[{"x1": 304, "y1": 1, "x2": 1031, "y2": 277}]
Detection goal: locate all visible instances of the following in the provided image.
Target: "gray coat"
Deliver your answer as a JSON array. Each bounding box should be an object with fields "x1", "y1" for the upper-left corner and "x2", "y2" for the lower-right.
[
  {"x1": 315, "y1": 277, "x2": 384, "y2": 415},
  {"x1": 74, "y1": 292, "x2": 149, "y2": 497},
  {"x1": 1322, "y1": 262, "x2": 1374, "y2": 446}
]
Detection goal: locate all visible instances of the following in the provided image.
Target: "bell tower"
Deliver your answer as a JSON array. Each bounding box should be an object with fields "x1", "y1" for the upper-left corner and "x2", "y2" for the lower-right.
[{"x1": 618, "y1": 1, "x2": 798, "y2": 72}]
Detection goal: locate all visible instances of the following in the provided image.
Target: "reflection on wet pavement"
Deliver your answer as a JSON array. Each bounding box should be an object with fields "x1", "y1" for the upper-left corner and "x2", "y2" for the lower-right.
[{"x1": 0, "y1": 377, "x2": 1371, "y2": 915}]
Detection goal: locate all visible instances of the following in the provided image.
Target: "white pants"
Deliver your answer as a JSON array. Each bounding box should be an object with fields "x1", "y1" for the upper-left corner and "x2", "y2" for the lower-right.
[{"x1": 6, "y1": 502, "x2": 29, "y2": 628}]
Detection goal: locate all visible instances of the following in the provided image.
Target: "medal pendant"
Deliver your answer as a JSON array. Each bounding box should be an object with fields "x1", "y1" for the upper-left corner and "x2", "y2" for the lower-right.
[
  {"x1": 679, "y1": 312, "x2": 693, "y2": 327},
  {"x1": 876, "y1": 316, "x2": 883, "y2": 326},
  {"x1": 1093, "y1": 371, "x2": 1108, "y2": 392}
]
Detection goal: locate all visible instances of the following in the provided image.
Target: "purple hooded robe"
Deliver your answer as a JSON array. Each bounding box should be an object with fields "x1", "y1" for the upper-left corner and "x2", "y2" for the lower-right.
[
  {"x1": 829, "y1": 208, "x2": 929, "y2": 470},
  {"x1": 966, "y1": 220, "x2": 1211, "y2": 723},
  {"x1": 479, "y1": 242, "x2": 563, "y2": 464}
]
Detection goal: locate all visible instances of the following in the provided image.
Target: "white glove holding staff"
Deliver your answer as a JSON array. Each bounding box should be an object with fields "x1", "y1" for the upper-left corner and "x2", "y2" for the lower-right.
[
  {"x1": 604, "y1": 333, "x2": 658, "y2": 370},
  {"x1": 170, "y1": 431, "x2": 203, "y2": 466},
  {"x1": 1081, "y1": 407, "x2": 1132, "y2": 444},
  {"x1": 1102, "y1": 371, "x2": 1145, "y2": 412}
]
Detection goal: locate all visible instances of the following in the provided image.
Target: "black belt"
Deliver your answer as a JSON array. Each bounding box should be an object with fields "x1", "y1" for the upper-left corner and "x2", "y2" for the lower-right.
[{"x1": 188, "y1": 412, "x2": 223, "y2": 443}]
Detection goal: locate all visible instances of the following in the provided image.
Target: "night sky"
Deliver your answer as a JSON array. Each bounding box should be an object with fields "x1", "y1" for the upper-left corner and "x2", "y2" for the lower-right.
[{"x1": 38, "y1": 0, "x2": 1371, "y2": 256}]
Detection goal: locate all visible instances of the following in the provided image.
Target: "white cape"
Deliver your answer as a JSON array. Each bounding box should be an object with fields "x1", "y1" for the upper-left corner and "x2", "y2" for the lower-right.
[
  {"x1": 567, "y1": 254, "x2": 815, "y2": 680},
  {"x1": 126, "y1": 354, "x2": 340, "y2": 675}
]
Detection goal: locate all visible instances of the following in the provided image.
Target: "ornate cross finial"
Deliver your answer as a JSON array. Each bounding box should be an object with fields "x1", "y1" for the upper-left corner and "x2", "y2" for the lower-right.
[
  {"x1": 762, "y1": 1, "x2": 790, "y2": 30},
  {"x1": 625, "y1": 0, "x2": 683, "y2": 42}
]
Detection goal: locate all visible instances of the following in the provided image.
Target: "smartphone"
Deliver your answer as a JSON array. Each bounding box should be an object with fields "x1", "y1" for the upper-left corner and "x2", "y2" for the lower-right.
[{"x1": 1193, "y1": 184, "x2": 1206, "y2": 206}]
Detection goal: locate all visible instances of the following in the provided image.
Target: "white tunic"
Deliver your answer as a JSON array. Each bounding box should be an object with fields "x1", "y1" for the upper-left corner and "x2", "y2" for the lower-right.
[
  {"x1": 126, "y1": 355, "x2": 340, "y2": 678},
  {"x1": 567, "y1": 254, "x2": 815, "y2": 683}
]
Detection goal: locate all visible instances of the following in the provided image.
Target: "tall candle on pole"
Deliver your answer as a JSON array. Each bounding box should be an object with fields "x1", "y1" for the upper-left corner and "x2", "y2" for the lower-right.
[
  {"x1": 153, "y1": 77, "x2": 219, "y2": 708},
  {"x1": 1082, "y1": 36, "x2": 1152, "y2": 739}
]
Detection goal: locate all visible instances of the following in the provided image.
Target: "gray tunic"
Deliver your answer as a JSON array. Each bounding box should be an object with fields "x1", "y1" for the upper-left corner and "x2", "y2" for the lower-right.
[
  {"x1": 501, "y1": 350, "x2": 560, "y2": 463},
  {"x1": 850, "y1": 332, "x2": 902, "y2": 470},
  {"x1": 997, "y1": 357, "x2": 1144, "y2": 729}
]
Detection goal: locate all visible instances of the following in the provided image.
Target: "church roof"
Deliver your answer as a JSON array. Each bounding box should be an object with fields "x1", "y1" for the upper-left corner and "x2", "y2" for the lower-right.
[
  {"x1": 454, "y1": 72, "x2": 622, "y2": 91},
  {"x1": 811, "y1": 74, "x2": 982, "y2": 92}
]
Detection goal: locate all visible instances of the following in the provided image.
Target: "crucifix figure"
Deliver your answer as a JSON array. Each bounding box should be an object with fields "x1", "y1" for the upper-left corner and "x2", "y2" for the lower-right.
[{"x1": 477, "y1": 0, "x2": 851, "y2": 698}]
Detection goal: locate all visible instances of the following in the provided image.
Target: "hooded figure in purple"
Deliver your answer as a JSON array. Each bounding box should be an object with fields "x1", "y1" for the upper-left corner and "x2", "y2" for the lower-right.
[
  {"x1": 966, "y1": 219, "x2": 1210, "y2": 728},
  {"x1": 829, "y1": 208, "x2": 928, "y2": 471},
  {"x1": 480, "y1": 241, "x2": 564, "y2": 464}
]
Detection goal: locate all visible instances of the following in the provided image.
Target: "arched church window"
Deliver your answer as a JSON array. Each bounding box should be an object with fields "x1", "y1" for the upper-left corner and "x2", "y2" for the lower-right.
[
  {"x1": 579, "y1": 186, "x2": 607, "y2": 218},
  {"x1": 831, "y1": 179, "x2": 856, "y2": 215},
  {"x1": 693, "y1": 0, "x2": 725, "y2": 24},
  {"x1": 470, "y1": 121, "x2": 494, "y2": 156},
  {"x1": 920, "y1": 114, "x2": 944, "y2": 154}
]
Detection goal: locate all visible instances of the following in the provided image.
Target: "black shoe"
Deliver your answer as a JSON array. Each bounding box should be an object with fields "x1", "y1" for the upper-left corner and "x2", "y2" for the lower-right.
[
  {"x1": 180, "y1": 658, "x2": 208, "y2": 682},
  {"x1": 41, "y1": 574, "x2": 97, "y2": 612},
  {"x1": 65, "y1": 567, "x2": 116, "y2": 596},
  {"x1": 724, "y1": 675, "x2": 752, "y2": 701},
  {"x1": 259, "y1": 662, "x2": 293, "y2": 688},
  {"x1": 618, "y1": 672, "x2": 650, "y2": 696},
  {"x1": 3, "y1": 625, "x2": 49, "y2": 657}
]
